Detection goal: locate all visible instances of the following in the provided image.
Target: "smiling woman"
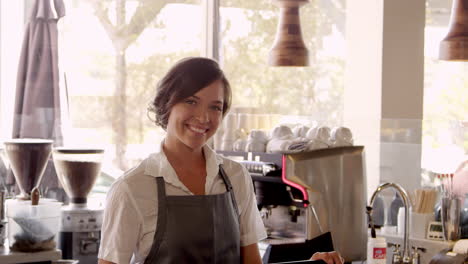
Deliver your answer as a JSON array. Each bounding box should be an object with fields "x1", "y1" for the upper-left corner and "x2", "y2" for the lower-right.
[
  {"x1": 97, "y1": 57, "x2": 266, "y2": 264},
  {"x1": 97, "y1": 57, "x2": 342, "y2": 264}
]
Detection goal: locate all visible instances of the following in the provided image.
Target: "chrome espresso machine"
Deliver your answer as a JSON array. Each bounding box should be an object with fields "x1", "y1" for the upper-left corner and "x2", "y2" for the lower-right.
[
  {"x1": 219, "y1": 146, "x2": 368, "y2": 263},
  {"x1": 52, "y1": 148, "x2": 105, "y2": 264}
]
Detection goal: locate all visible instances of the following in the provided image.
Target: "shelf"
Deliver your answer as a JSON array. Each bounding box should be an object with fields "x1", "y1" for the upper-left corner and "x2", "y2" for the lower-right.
[{"x1": 0, "y1": 243, "x2": 61, "y2": 264}]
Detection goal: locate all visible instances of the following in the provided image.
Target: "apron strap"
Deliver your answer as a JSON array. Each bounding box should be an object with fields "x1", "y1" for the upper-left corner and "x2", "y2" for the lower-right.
[
  {"x1": 218, "y1": 165, "x2": 240, "y2": 218},
  {"x1": 143, "y1": 177, "x2": 167, "y2": 264}
]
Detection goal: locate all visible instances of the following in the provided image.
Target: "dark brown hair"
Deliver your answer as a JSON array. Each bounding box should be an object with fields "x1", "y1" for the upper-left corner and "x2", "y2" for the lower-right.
[{"x1": 148, "y1": 57, "x2": 232, "y2": 130}]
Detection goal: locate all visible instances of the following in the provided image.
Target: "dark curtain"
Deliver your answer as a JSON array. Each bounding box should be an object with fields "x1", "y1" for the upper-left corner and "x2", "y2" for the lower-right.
[{"x1": 8, "y1": 0, "x2": 67, "y2": 202}]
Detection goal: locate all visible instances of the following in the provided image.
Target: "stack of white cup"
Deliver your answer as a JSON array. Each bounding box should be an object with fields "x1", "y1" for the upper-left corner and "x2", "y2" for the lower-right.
[
  {"x1": 245, "y1": 130, "x2": 269, "y2": 152},
  {"x1": 220, "y1": 113, "x2": 238, "y2": 151},
  {"x1": 330, "y1": 126, "x2": 354, "y2": 147},
  {"x1": 305, "y1": 125, "x2": 331, "y2": 150}
]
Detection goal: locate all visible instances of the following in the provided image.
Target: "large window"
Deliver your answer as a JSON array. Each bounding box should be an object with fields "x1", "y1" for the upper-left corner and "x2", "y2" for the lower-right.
[
  {"x1": 423, "y1": 0, "x2": 468, "y2": 174},
  {"x1": 57, "y1": 0, "x2": 346, "y2": 174},
  {"x1": 0, "y1": 0, "x2": 346, "y2": 197},
  {"x1": 2, "y1": 0, "x2": 465, "y2": 191},
  {"x1": 0, "y1": 1, "x2": 24, "y2": 140},
  {"x1": 59, "y1": 0, "x2": 203, "y2": 171},
  {"x1": 220, "y1": 0, "x2": 346, "y2": 125}
]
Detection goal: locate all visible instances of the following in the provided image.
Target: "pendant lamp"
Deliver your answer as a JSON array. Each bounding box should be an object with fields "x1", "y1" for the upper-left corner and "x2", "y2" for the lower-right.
[
  {"x1": 269, "y1": 0, "x2": 309, "y2": 66},
  {"x1": 439, "y1": 0, "x2": 468, "y2": 61}
]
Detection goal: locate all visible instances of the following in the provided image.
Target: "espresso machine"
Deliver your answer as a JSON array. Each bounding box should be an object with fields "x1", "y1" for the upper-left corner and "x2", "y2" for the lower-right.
[
  {"x1": 52, "y1": 148, "x2": 104, "y2": 264},
  {"x1": 219, "y1": 146, "x2": 368, "y2": 263}
]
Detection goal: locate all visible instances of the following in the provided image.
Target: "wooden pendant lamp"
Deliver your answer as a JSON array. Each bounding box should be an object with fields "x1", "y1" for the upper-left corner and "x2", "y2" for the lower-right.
[
  {"x1": 269, "y1": 0, "x2": 309, "y2": 66},
  {"x1": 439, "y1": 0, "x2": 468, "y2": 61}
]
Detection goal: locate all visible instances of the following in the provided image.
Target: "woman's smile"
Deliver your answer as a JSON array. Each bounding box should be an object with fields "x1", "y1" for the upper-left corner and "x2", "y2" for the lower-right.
[{"x1": 186, "y1": 124, "x2": 209, "y2": 135}]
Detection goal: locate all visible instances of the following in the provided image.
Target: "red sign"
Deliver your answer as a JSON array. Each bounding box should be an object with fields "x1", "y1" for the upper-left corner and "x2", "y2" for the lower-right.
[{"x1": 373, "y1": 248, "x2": 386, "y2": 259}]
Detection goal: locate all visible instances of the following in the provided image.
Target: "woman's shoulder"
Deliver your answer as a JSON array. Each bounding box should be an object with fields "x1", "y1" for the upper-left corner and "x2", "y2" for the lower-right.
[
  {"x1": 216, "y1": 153, "x2": 247, "y2": 173},
  {"x1": 111, "y1": 154, "x2": 160, "y2": 193},
  {"x1": 215, "y1": 155, "x2": 252, "y2": 191},
  {"x1": 117, "y1": 159, "x2": 149, "y2": 182}
]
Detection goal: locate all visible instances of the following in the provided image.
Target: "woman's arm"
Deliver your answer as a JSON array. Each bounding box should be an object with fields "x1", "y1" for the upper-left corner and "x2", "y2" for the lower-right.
[
  {"x1": 98, "y1": 259, "x2": 115, "y2": 264},
  {"x1": 241, "y1": 243, "x2": 263, "y2": 264},
  {"x1": 98, "y1": 180, "x2": 142, "y2": 263},
  {"x1": 311, "y1": 251, "x2": 344, "y2": 264},
  {"x1": 240, "y1": 243, "x2": 344, "y2": 264}
]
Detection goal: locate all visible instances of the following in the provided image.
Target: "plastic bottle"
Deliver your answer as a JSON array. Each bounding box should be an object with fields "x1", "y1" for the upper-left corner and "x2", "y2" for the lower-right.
[
  {"x1": 367, "y1": 237, "x2": 387, "y2": 264},
  {"x1": 388, "y1": 192, "x2": 404, "y2": 226},
  {"x1": 371, "y1": 195, "x2": 385, "y2": 227}
]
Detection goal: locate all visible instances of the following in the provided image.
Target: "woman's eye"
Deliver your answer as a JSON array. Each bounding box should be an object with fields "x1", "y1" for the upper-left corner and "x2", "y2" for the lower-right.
[
  {"x1": 185, "y1": 99, "x2": 196, "y2": 105},
  {"x1": 211, "y1": 105, "x2": 223, "y2": 112}
]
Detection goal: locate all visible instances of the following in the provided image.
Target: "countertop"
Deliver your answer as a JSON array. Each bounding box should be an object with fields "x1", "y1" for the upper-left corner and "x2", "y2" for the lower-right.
[
  {"x1": 378, "y1": 230, "x2": 455, "y2": 264},
  {"x1": 0, "y1": 243, "x2": 61, "y2": 264}
]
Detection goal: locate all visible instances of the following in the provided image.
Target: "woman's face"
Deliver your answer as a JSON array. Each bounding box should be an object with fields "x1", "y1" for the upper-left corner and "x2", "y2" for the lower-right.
[{"x1": 165, "y1": 79, "x2": 225, "y2": 152}]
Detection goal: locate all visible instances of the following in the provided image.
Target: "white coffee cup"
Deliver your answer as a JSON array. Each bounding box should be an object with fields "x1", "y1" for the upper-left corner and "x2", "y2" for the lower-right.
[
  {"x1": 224, "y1": 113, "x2": 237, "y2": 131},
  {"x1": 233, "y1": 139, "x2": 247, "y2": 152},
  {"x1": 220, "y1": 140, "x2": 235, "y2": 151},
  {"x1": 410, "y1": 212, "x2": 433, "y2": 239},
  {"x1": 245, "y1": 140, "x2": 266, "y2": 152},
  {"x1": 397, "y1": 207, "x2": 406, "y2": 235}
]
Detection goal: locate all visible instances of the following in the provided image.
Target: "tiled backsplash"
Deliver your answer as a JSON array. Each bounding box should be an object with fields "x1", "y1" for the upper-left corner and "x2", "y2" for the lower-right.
[
  {"x1": 380, "y1": 118, "x2": 423, "y2": 191},
  {"x1": 380, "y1": 118, "x2": 422, "y2": 144}
]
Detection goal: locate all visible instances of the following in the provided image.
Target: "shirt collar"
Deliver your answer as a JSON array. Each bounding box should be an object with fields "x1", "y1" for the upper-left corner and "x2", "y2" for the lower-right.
[
  {"x1": 144, "y1": 139, "x2": 224, "y2": 193},
  {"x1": 203, "y1": 143, "x2": 224, "y2": 188}
]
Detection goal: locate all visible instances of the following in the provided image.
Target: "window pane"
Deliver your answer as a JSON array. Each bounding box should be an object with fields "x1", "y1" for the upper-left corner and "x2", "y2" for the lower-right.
[
  {"x1": 60, "y1": 0, "x2": 202, "y2": 174},
  {"x1": 219, "y1": 0, "x2": 346, "y2": 127},
  {"x1": 57, "y1": 0, "x2": 203, "y2": 200},
  {"x1": 0, "y1": 1, "x2": 24, "y2": 139},
  {"x1": 423, "y1": 0, "x2": 468, "y2": 174}
]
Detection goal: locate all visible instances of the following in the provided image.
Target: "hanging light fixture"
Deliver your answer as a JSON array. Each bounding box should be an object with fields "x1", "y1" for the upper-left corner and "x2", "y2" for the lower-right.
[
  {"x1": 439, "y1": 0, "x2": 468, "y2": 61},
  {"x1": 269, "y1": 0, "x2": 309, "y2": 66}
]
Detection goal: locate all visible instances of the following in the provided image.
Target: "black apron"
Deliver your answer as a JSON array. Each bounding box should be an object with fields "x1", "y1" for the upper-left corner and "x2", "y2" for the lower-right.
[{"x1": 144, "y1": 166, "x2": 241, "y2": 264}]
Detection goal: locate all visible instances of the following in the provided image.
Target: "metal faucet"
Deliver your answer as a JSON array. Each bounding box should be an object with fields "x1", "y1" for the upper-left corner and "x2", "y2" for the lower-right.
[
  {"x1": 369, "y1": 183, "x2": 412, "y2": 264},
  {"x1": 391, "y1": 243, "x2": 402, "y2": 264},
  {"x1": 411, "y1": 247, "x2": 426, "y2": 264}
]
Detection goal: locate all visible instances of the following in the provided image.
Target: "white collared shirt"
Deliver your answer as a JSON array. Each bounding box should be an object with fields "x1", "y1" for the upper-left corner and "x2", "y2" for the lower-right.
[{"x1": 98, "y1": 141, "x2": 267, "y2": 264}]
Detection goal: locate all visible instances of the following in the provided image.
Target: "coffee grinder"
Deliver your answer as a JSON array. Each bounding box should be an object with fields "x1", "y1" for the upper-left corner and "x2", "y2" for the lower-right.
[
  {"x1": 52, "y1": 148, "x2": 104, "y2": 264},
  {"x1": 3, "y1": 139, "x2": 53, "y2": 200},
  {"x1": 0, "y1": 148, "x2": 9, "y2": 246},
  {"x1": 2, "y1": 139, "x2": 63, "y2": 252}
]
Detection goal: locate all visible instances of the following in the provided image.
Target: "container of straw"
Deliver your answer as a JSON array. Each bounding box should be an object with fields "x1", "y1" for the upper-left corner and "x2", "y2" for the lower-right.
[
  {"x1": 437, "y1": 173, "x2": 462, "y2": 241},
  {"x1": 410, "y1": 188, "x2": 437, "y2": 239},
  {"x1": 441, "y1": 197, "x2": 461, "y2": 240}
]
